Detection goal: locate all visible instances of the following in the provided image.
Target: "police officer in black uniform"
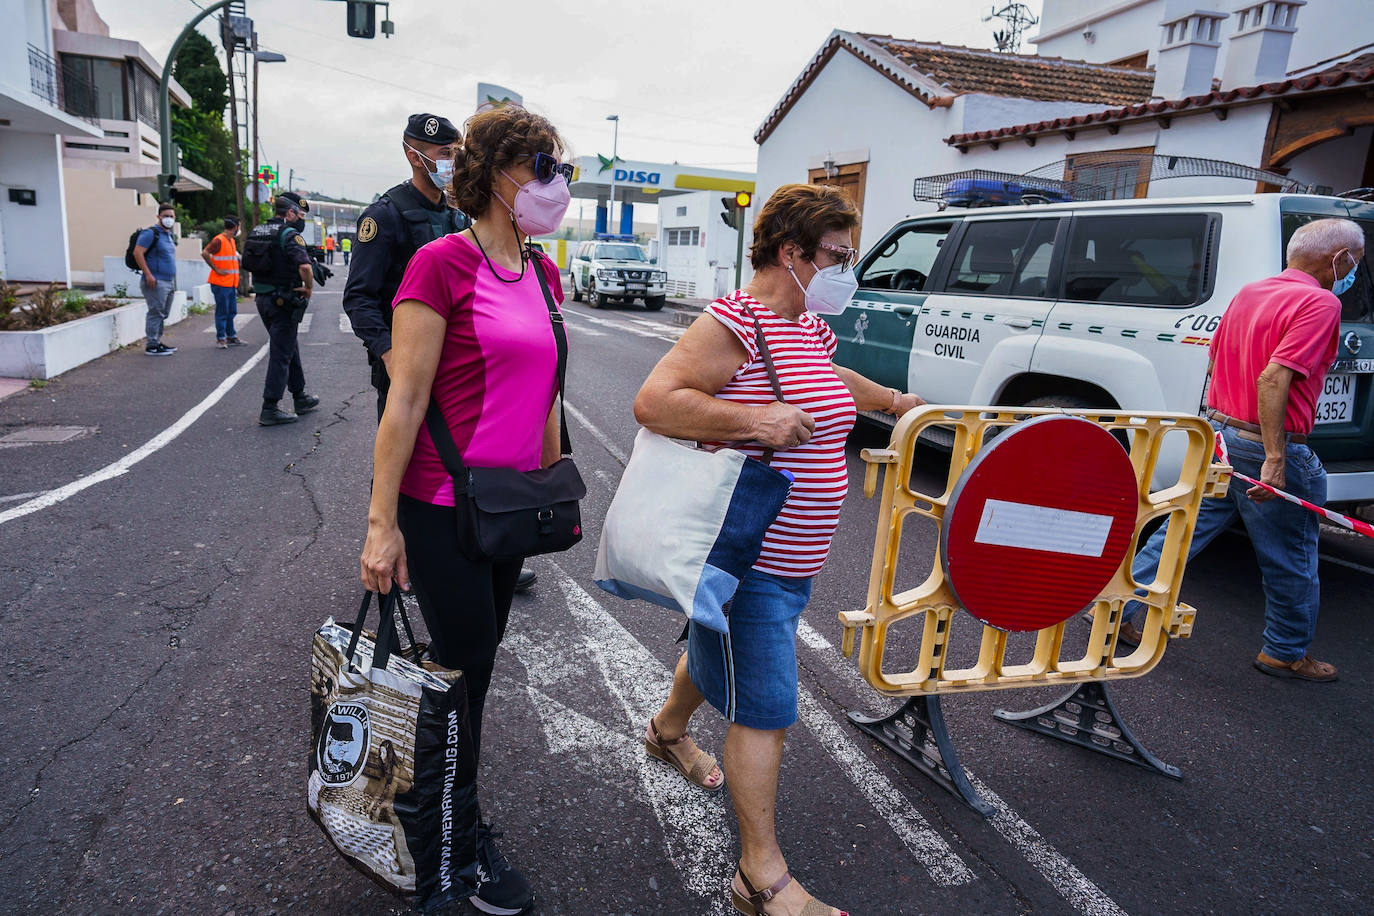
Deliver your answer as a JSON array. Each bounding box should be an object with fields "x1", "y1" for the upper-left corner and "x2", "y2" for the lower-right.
[
  {"x1": 246, "y1": 191, "x2": 320, "y2": 426},
  {"x1": 343, "y1": 113, "x2": 467, "y2": 420},
  {"x1": 343, "y1": 113, "x2": 538, "y2": 591}
]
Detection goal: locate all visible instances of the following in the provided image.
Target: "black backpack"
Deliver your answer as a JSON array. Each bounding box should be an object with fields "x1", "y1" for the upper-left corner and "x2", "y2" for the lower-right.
[
  {"x1": 241, "y1": 224, "x2": 297, "y2": 277},
  {"x1": 124, "y1": 227, "x2": 155, "y2": 271}
]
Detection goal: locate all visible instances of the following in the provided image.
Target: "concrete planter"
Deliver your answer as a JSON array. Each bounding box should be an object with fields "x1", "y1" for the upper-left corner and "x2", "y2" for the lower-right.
[{"x1": 0, "y1": 290, "x2": 190, "y2": 379}]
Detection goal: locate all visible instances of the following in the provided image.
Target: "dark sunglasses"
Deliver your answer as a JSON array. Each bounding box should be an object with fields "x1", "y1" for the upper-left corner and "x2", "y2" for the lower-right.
[{"x1": 528, "y1": 151, "x2": 574, "y2": 186}]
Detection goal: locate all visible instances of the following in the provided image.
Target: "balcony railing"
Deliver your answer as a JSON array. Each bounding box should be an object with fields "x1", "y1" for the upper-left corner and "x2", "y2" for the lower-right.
[{"x1": 27, "y1": 43, "x2": 99, "y2": 126}]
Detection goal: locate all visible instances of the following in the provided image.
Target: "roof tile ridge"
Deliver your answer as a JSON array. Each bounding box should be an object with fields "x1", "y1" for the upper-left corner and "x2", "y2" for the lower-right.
[{"x1": 862, "y1": 35, "x2": 1155, "y2": 74}]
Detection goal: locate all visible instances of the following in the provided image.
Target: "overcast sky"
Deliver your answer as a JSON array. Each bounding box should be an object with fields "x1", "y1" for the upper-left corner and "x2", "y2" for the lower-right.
[{"x1": 98, "y1": 0, "x2": 1045, "y2": 203}]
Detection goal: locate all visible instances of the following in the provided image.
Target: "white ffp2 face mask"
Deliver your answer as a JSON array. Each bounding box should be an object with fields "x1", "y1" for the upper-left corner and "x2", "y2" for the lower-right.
[
  {"x1": 160, "y1": 216, "x2": 175, "y2": 229},
  {"x1": 789, "y1": 261, "x2": 858, "y2": 315}
]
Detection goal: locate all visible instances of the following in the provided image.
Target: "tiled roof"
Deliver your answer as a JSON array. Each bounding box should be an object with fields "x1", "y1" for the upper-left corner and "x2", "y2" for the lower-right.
[
  {"x1": 861, "y1": 35, "x2": 1157, "y2": 106},
  {"x1": 944, "y1": 52, "x2": 1374, "y2": 150},
  {"x1": 754, "y1": 30, "x2": 1158, "y2": 145}
]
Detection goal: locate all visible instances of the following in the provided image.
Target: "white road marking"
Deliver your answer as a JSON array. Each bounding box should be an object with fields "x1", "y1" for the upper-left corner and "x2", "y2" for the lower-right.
[
  {"x1": 339, "y1": 312, "x2": 352, "y2": 334},
  {"x1": 299, "y1": 313, "x2": 313, "y2": 334},
  {"x1": 0, "y1": 345, "x2": 269, "y2": 527},
  {"x1": 0, "y1": 491, "x2": 45, "y2": 505},
  {"x1": 1318, "y1": 553, "x2": 1374, "y2": 576},
  {"x1": 564, "y1": 401, "x2": 630, "y2": 465},
  {"x1": 795, "y1": 621, "x2": 1127, "y2": 915},
  {"x1": 565, "y1": 309, "x2": 681, "y2": 343}
]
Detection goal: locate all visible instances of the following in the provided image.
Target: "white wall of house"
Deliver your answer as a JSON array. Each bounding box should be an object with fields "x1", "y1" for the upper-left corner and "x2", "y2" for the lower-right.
[
  {"x1": 1149, "y1": 102, "x2": 1275, "y2": 195},
  {"x1": 1282, "y1": 125, "x2": 1373, "y2": 193},
  {"x1": 1035, "y1": 0, "x2": 1373, "y2": 84},
  {"x1": 0, "y1": 131, "x2": 72, "y2": 284}
]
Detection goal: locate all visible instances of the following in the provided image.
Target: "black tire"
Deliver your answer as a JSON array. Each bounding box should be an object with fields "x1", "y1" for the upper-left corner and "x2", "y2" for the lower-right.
[
  {"x1": 570, "y1": 272, "x2": 583, "y2": 302},
  {"x1": 645, "y1": 296, "x2": 665, "y2": 311},
  {"x1": 1023, "y1": 395, "x2": 1129, "y2": 451},
  {"x1": 588, "y1": 283, "x2": 602, "y2": 309}
]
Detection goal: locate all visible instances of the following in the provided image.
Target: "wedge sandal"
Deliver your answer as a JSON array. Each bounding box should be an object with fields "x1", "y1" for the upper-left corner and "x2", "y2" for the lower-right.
[
  {"x1": 730, "y1": 863, "x2": 844, "y2": 916},
  {"x1": 644, "y1": 716, "x2": 724, "y2": 792}
]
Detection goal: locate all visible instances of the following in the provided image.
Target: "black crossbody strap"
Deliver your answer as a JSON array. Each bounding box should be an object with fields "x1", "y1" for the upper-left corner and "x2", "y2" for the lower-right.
[
  {"x1": 424, "y1": 247, "x2": 572, "y2": 489},
  {"x1": 745, "y1": 304, "x2": 786, "y2": 466}
]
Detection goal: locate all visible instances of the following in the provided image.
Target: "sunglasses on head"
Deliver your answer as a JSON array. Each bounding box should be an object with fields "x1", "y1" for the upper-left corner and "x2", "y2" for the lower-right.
[{"x1": 527, "y1": 151, "x2": 574, "y2": 186}]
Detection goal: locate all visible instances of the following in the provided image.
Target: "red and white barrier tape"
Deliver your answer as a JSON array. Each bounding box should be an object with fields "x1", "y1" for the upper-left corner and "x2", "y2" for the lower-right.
[{"x1": 1213, "y1": 431, "x2": 1374, "y2": 539}]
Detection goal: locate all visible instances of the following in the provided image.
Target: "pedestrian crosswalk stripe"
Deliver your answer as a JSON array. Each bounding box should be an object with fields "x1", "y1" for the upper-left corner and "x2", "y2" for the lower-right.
[
  {"x1": 339, "y1": 312, "x2": 352, "y2": 334},
  {"x1": 203, "y1": 314, "x2": 258, "y2": 333}
]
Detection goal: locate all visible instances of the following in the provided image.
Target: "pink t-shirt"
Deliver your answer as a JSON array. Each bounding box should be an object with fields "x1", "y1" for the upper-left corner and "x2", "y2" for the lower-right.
[
  {"x1": 1207, "y1": 268, "x2": 1340, "y2": 435},
  {"x1": 700, "y1": 292, "x2": 857, "y2": 578},
  {"x1": 392, "y1": 234, "x2": 564, "y2": 505}
]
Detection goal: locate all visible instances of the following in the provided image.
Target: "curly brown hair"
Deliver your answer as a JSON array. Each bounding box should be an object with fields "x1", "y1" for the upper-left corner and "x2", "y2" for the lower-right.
[
  {"x1": 748, "y1": 184, "x2": 859, "y2": 270},
  {"x1": 451, "y1": 106, "x2": 565, "y2": 217}
]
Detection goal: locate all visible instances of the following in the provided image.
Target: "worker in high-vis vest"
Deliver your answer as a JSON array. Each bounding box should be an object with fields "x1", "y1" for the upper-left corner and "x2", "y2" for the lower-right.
[{"x1": 202, "y1": 216, "x2": 244, "y2": 349}]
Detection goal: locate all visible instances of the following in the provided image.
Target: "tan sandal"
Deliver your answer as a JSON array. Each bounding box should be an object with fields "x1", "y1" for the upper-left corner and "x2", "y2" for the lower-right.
[
  {"x1": 730, "y1": 863, "x2": 845, "y2": 916},
  {"x1": 644, "y1": 716, "x2": 724, "y2": 792}
]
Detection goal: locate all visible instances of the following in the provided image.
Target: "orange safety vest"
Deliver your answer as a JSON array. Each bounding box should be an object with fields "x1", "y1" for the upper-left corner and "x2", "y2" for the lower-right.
[{"x1": 208, "y1": 232, "x2": 239, "y2": 288}]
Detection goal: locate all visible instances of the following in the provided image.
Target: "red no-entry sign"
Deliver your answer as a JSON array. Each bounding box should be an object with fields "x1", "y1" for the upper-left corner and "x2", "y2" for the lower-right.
[{"x1": 940, "y1": 415, "x2": 1138, "y2": 632}]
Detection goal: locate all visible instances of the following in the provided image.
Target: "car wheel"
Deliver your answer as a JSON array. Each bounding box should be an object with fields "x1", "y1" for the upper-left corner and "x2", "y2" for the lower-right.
[
  {"x1": 645, "y1": 296, "x2": 665, "y2": 311},
  {"x1": 588, "y1": 283, "x2": 602, "y2": 309},
  {"x1": 1023, "y1": 395, "x2": 1129, "y2": 451},
  {"x1": 570, "y1": 272, "x2": 583, "y2": 301}
]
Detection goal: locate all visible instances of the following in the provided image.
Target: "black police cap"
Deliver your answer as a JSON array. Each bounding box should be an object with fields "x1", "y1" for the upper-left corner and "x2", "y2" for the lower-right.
[
  {"x1": 404, "y1": 113, "x2": 459, "y2": 145},
  {"x1": 276, "y1": 191, "x2": 309, "y2": 214}
]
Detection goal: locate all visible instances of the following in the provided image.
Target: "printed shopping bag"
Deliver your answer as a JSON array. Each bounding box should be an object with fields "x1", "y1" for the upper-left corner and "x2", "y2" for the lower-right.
[{"x1": 308, "y1": 589, "x2": 479, "y2": 908}]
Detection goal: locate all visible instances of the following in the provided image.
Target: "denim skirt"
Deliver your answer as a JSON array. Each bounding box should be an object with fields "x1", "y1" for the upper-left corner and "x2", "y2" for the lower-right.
[{"x1": 686, "y1": 568, "x2": 813, "y2": 730}]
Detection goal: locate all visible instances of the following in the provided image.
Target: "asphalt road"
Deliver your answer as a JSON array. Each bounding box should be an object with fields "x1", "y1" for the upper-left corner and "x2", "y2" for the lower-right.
[{"x1": 0, "y1": 267, "x2": 1370, "y2": 915}]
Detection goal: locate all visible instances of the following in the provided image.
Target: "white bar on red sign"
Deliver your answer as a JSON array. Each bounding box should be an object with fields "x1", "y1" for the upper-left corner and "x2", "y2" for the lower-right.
[{"x1": 974, "y1": 499, "x2": 1115, "y2": 557}]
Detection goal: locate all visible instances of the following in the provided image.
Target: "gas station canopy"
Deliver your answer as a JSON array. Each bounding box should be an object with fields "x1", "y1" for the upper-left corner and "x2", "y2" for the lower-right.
[{"x1": 568, "y1": 156, "x2": 754, "y2": 205}]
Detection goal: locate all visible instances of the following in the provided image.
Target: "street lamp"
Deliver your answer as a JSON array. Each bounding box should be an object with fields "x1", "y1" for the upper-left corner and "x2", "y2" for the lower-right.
[
  {"x1": 606, "y1": 114, "x2": 619, "y2": 237},
  {"x1": 251, "y1": 43, "x2": 285, "y2": 227}
]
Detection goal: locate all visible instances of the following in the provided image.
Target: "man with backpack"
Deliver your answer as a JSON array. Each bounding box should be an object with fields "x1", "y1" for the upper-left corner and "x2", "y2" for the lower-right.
[
  {"x1": 129, "y1": 202, "x2": 180, "y2": 356},
  {"x1": 243, "y1": 191, "x2": 320, "y2": 426}
]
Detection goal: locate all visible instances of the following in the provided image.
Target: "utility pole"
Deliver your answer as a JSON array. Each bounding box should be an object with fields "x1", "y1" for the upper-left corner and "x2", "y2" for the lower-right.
[
  {"x1": 158, "y1": 0, "x2": 235, "y2": 203},
  {"x1": 220, "y1": 10, "x2": 247, "y2": 293},
  {"x1": 251, "y1": 42, "x2": 260, "y2": 231}
]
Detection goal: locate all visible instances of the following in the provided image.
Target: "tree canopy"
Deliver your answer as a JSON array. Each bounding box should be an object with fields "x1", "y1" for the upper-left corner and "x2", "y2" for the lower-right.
[{"x1": 171, "y1": 29, "x2": 240, "y2": 225}]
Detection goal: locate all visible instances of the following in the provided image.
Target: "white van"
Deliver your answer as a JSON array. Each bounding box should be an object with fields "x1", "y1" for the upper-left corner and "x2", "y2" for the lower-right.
[{"x1": 827, "y1": 193, "x2": 1374, "y2": 504}]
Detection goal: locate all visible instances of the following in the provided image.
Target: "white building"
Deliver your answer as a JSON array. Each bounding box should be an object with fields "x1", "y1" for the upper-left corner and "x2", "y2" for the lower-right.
[
  {"x1": 754, "y1": 1, "x2": 1373, "y2": 254},
  {"x1": 659, "y1": 191, "x2": 753, "y2": 299},
  {"x1": 0, "y1": 0, "x2": 103, "y2": 284}
]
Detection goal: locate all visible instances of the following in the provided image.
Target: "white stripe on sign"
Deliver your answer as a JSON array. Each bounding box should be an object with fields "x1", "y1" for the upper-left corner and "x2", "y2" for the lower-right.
[
  {"x1": 974, "y1": 499, "x2": 1114, "y2": 557},
  {"x1": 795, "y1": 620, "x2": 1127, "y2": 916}
]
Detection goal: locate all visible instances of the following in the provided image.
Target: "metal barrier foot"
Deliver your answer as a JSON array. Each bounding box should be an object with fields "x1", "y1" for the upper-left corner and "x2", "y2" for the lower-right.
[
  {"x1": 849, "y1": 696, "x2": 995, "y2": 817},
  {"x1": 992, "y1": 681, "x2": 1181, "y2": 779}
]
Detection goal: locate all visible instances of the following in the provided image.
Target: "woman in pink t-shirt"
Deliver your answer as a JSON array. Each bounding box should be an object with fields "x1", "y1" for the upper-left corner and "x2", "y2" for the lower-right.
[
  {"x1": 361, "y1": 105, "x2": 572, "y2": 914},
  {"x1": 635, "y1": 185, "x2": 926, "y2": 916}
]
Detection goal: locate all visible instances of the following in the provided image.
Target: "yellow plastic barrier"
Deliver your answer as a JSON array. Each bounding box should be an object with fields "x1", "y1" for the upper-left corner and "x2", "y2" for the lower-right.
[{"x1": 839, "y1": 405, "x2": 1231, "y2": 697}]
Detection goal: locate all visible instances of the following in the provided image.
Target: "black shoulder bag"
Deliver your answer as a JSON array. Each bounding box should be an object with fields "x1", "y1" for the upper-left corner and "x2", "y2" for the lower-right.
[{"x1": 424, "y1": 249, "x2": 586, "y2": 562}]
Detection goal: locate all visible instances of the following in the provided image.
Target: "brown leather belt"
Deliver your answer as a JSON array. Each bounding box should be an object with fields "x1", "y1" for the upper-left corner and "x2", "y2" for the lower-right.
[{"x1": 1207, "y1": 409, "x2": 1307, "y2": 445}]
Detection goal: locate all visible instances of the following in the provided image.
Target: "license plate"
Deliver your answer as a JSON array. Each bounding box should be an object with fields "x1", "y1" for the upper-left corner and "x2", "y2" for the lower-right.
[
  {"x1": 1315, "y1": 373, "x2": 1356, "y2": 425},
  {"x1": 626, "y1": 285, "x2": 646, "y2": 292}
]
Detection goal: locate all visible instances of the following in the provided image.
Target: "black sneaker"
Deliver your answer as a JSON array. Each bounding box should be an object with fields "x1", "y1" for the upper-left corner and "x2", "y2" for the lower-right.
[
  {"x1": 145, "y1": 342, "x2": 176, "y2": 356},
  {"x1": 471, "y1": 822, "x2": 533, "y2": 915},
  {"x1": 514, "y1": 568, "x2": 537, "y2": 593},
  {"x1": 293, "y1": 393, "x2": 320, "y2": 414},
  {"x1": 259, "y1": 406, "x2": 298, "y2": 426}
]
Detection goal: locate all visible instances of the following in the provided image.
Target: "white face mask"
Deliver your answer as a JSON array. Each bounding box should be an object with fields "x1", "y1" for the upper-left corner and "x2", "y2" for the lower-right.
[
  {"x1": 789, "y1": 260, "x2": 858, "y2": 315},
  {"x1": 406, "y1": 143, "x2": 454, "y2": 191},
  {"x1": 160, "y1": 216, "x2": 175, "y2": 229}
]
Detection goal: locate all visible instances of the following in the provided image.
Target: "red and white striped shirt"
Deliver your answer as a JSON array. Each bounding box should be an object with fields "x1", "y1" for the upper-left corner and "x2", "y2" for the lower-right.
[{"x1": 701, "y1": 292, "x2": 857, "y2": 578}]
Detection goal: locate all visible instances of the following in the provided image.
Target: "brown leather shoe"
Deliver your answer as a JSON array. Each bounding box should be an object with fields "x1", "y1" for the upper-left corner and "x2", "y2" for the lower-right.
[
  {"x1": 1253, "y1": 652, "x2": 1338, "y2": 682},
  {"x1": 1118, "y1": 619, "x2": 1144, "y2": 649}
]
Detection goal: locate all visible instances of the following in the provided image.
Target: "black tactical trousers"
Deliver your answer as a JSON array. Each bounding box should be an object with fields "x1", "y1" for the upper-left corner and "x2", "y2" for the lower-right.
[{"x1": 257, "y1": 297, "x2": 305, "y2": 402}]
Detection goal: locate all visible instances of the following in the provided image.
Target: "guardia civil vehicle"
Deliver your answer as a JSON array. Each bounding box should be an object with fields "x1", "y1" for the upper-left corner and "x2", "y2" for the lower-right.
[
  {"x1": 568, "y1": 238, "x2": 667, "y2": 310},
  {"x1": 826, "y1": 173, "x2": 1374, "y2": 505}
]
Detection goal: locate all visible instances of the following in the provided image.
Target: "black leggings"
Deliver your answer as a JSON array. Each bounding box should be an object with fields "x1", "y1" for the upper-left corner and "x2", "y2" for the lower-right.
[{"x1": 397, "y1": 493, "x2": 522, "y2": 757}]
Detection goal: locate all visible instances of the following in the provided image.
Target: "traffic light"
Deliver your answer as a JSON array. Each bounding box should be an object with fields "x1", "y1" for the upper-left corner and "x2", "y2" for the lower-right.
[
  {"x1": 734, "y1": 191, "x2": 752, "y2": 209},
  {"x1": 346, "y1": 2, "x2": 376, "y2": 38},
  {"x1": 720, "y1": 195, "x2": 739, "y2": 230}
]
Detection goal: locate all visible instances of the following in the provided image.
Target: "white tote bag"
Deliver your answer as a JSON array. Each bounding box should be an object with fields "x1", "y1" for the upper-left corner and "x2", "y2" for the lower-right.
[{"x1": 594, "y1": 429, "x2": 792, "y2": 634}]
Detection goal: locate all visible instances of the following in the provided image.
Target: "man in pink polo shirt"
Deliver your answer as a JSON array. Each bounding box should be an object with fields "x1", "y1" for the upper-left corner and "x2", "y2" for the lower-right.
[{"x1": 1118, "y1": 217, "x2": 1364, "y2": 681}]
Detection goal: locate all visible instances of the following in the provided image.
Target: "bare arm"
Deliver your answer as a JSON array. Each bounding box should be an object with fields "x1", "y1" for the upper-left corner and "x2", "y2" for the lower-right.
[
  {"x1": 361, "y1": 301, "x2": 447, "y2": 594},
  {"x1": 201, "y1": 236, "x2": 224, "y2": 274},
  {"x1": 297, "y1": 262, "x2": 314, "y2": 297},
  {"x1": 1251, "y1": 360, "x2": 1296, "y2": 502},
  {"x1": 542, "y1": 404, "x2": 560, "y2": 467},
  {"x1": 833, "y1": 364, "x2": 926, "y2": 416},
  {"x1": 633, "y1": 312, "x2": 815, "y2": 449}
]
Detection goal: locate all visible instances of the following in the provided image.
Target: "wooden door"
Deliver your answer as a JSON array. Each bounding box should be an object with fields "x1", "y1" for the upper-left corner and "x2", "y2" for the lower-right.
[{"x1": 809, "y1": 161, "x2": 868, "y2": 246}]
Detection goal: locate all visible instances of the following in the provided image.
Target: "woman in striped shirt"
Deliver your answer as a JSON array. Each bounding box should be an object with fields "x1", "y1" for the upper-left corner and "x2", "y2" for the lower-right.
[{"x1": 634, "y1": 184, "x2": 925, "y2": 916}]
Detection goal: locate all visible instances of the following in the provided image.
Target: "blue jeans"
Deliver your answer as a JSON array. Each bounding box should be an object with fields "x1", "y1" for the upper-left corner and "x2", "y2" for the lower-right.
[
  {"x1": 686, "y1": 569, "x2": 813, "y2": 730},
  {"x1": 212, "y1": 285, "x2": 238, "y2": 339},
  {"x1": 1124, "y1": 422, "x2": 1326, "y2": 662}
]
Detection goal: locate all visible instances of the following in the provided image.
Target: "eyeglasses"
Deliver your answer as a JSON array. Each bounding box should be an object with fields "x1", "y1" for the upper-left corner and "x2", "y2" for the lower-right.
[
  {"x1": 817, "y1": 242, "x2": 859, "y2": 271},
  {"x1": 527, "y1": 151, "x2": 574, "y2": 186}
]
